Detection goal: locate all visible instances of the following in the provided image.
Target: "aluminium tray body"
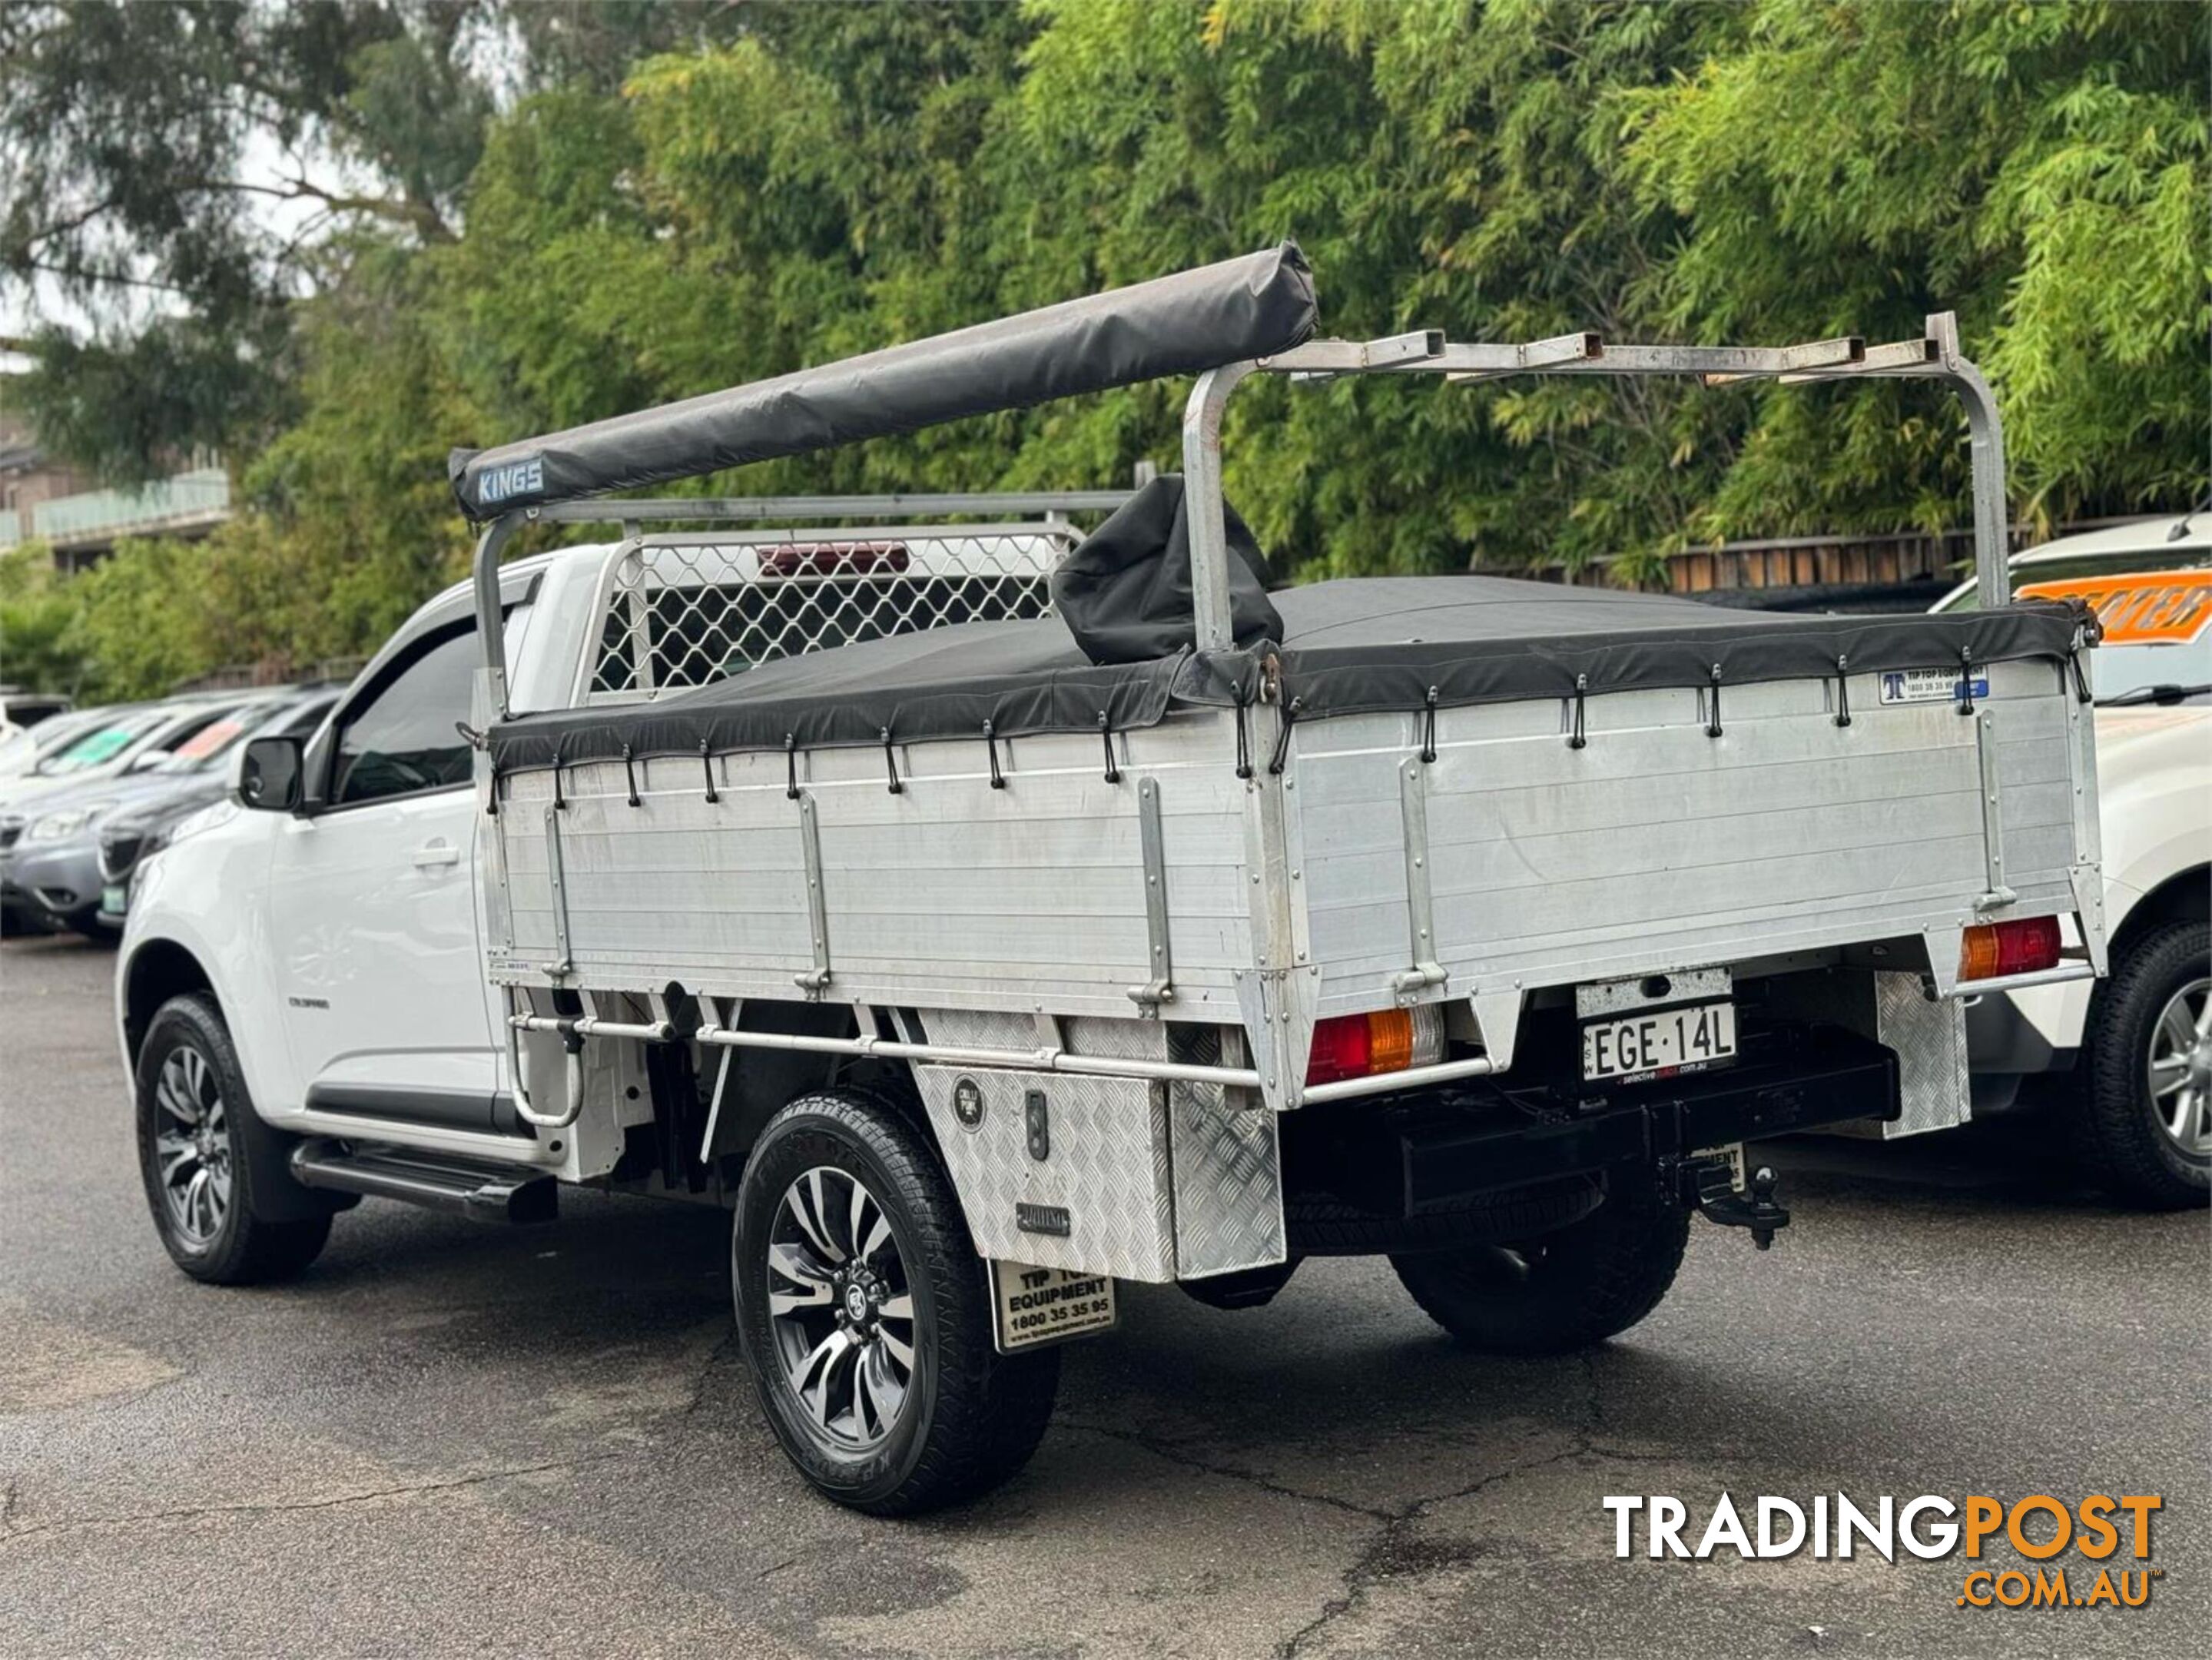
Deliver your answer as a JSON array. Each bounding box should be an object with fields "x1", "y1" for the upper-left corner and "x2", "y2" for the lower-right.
[{"x1": 486, "y1": 653, "x2": 2096, "y2": 1090}]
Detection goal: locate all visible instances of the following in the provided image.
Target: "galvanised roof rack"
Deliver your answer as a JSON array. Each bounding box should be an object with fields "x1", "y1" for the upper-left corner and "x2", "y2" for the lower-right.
[{"x1": 1179, "y1": 312, "x2": 2006, "y2": 652}]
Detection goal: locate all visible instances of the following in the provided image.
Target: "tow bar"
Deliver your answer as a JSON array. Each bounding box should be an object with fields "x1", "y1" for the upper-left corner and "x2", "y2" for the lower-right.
[{"x1": 1675, "y1": 1157, "x2": 1791, "y2": 1249}]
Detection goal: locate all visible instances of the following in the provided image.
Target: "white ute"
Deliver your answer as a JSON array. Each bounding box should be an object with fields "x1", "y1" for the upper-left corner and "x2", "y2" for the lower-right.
[
  {"x1": 118, "y1": 249, "x2": 2108, "y2": 1512},
  {"x1": 1931, "y1": 510, "x2": 2211, "y2": 1206}
]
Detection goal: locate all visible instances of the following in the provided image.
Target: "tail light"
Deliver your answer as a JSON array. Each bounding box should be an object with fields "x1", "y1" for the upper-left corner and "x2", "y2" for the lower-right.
[
  {"x1": 760, "y1": 542, "x2": 910, "y2": 578},
  {"x1": 1958, "y1": 916, "x2": 2063, "y2": 981},
  {"x1": 1306, "y1": 1006, "x2": 1447, "y2": 1087}
]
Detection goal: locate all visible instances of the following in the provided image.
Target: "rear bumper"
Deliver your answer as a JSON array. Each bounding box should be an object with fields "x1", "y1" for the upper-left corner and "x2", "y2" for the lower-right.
[{"x1": 1290, "y1": 1026, "x2": 1897, "y2": 1220}]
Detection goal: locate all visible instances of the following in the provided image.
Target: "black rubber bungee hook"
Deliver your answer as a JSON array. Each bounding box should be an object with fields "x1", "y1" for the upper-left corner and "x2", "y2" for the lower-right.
[{"x1": 1268, "y1": 696, "x2": 1301, "y2": 775}]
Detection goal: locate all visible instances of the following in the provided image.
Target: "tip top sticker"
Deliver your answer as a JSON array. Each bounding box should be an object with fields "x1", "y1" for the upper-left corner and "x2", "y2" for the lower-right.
[{"x1": 1880, "y1": 667, "x2": 1988, "y2": 705}]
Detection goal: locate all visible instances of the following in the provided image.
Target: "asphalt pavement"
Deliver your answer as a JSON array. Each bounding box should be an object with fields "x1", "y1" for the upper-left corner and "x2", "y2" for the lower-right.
[{"x1": 2, "y1": 933, "x2": 2206, "y2": 1658}]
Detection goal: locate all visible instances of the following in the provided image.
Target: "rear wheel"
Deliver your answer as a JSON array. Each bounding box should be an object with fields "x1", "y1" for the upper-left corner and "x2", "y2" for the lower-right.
[
  {"x1": 732, "y1": 1087, "x2": 1059, "y2": 1515},
  {"x1": 134, "y1": 994, "x2": 332, "y2": 1284},
  {"x1": 2071, "y1": 921, "x2": 2210, "y2": 1210},
  {"x1": 1389, "y1": 1171, "x2": 1690, "y2": 1354}
]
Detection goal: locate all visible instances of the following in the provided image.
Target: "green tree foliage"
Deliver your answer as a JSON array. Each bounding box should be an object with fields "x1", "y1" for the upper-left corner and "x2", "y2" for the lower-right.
[
  {"x1": 0, "y1": 1, "x2": 484, "y2": 477},
  {"x1": 0, "y1": 1, "x2": 749, "y2": 476},
  {"x1": 0, "y1": 546, "x2": 86, "y2": 693},
  {"x1": 2, "y1": 0, "x2": 2201, "y2": 696},
  {"x1": 1618, "y1": 0, "x2": 2210, "y2": 536}
]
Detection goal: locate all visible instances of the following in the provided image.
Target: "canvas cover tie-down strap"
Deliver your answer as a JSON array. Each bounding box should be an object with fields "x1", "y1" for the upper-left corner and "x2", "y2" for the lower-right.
[
  {"x1": 483, "y1": 574, "x2": 2088, "y2": 779},
  {"x1": 1237, "y1": 579, "x2": 2089, "y2": 721},
  {"x1": 449, "y1": 244, "x2": 1317, "y2": 516}
]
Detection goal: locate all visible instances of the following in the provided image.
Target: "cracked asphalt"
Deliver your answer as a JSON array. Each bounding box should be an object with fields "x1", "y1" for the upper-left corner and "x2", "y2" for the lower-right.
[{"x1": 3, "y1": 933, "x2": 2207, "y2": 1658}]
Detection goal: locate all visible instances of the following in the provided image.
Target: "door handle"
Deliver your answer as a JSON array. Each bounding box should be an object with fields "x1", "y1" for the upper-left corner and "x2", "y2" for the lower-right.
[{"x1": 413, "y1": 840, "x2": 460, "y2": 869}]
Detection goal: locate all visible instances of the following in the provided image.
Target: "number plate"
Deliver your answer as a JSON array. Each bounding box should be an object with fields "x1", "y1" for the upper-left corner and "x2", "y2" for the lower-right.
[
  {"x1": 1581, "y1": 1001, "x2": 1738, "y2": 1084},
  {"x1": 990, "y1": 1260, "x2": 1117, "y2": 1353},
  {"x1": 99, "y1": 883, "x2": 128, "y2": 917}
]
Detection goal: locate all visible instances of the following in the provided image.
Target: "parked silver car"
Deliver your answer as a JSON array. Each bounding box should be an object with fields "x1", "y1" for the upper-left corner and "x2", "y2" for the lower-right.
[{"x1": 0, "y1": 692, "x2": 297, "y2": 937}]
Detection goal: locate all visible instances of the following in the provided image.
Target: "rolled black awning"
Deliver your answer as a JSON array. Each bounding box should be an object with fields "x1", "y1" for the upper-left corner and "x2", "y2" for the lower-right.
[{"x1": 449, "y1": 243, "x2": 1316, "y2": 516}]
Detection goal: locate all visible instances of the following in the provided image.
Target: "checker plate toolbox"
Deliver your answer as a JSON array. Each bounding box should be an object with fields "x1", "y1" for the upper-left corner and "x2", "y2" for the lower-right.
[{"x1": 463, "y1": 246, "x2": 2104, "y2": 1285}]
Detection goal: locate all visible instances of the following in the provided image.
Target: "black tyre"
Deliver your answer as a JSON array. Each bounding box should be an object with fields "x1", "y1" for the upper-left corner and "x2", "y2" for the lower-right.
[
  {"x1": 2071, "y1": 920, "x2": 2210, "y2": 1210},
  {"x1": 135, "y1": 994, "x2": 332, "y2": 1284},
  {"x1": 1389, "y1": 1170, "x2": 1690, "y2": 1354},
  {"x1": 732, "y1": 1086, "x2": 1060, "y2": 1516}
]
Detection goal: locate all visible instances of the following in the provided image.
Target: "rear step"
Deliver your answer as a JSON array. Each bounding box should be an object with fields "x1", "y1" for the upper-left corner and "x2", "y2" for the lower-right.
[{"x1": 290, "y1": 1139, "x2": 558, "y2": 1223}]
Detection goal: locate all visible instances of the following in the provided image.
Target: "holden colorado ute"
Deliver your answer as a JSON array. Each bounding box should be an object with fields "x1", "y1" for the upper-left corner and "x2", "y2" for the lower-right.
[{"x1": 118, "y1": 249, "x2": 2104, "y2": 1512}]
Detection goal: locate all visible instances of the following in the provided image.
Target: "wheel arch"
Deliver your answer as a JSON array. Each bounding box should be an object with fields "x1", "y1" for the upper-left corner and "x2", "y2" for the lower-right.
[
  {"x1": 2111, "y1": 865, "x2": 2210, "y2": 957},
  {"x1": 124, "y1": 946, "x2": 345, "y2": 1226},
  {"x1": 698, "y1": 998, "x2": 931, "y2": 1167},
  {"x1": 121, "y1": 936, "x2": 217, "y2": 1066}
]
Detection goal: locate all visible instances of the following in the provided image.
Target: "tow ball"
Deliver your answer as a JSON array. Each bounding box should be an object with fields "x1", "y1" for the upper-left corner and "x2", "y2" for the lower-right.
[{"x1": 1671, "y1": 1157, "x2": 1791, "y2": 1249}]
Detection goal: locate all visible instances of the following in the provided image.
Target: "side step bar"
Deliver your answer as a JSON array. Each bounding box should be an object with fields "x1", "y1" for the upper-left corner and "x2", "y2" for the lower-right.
[{"x1": 289, "y1": 1139, "x2": 558, "y2": 1223}]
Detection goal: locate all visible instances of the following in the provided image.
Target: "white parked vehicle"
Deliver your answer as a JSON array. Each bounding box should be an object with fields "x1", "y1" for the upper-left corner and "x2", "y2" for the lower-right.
[
  {"x1": 0, "y1": 706, "x2": 108, "y2": 783},
  {"x1": 1930, "y1": 511, "x2": 2210, "y2": 1206},
  {"x1": 0, "y1": 696, "x2": 242, "y2": 812},
  {"x1": 0, "y1": 706, "x2": 108, "y2": 775},
  {"x1": 0, "y1": 720, "x2": 27, "y2": 781},
  {"x1": 118, "y1": 250, "x2": 2108, "y2": 1512}
]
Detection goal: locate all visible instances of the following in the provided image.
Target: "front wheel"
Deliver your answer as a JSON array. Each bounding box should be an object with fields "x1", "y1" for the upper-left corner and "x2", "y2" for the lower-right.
[
  {"x1": 1389, "y1": 1172, "x2": 1690, "y2": 1355},
  {"x1": 732, "y1": 1086, "x2": 1060, "y2": 1515},
  {"x1": 134, "y1": 993, "x2": 332, "y2": 1284}
]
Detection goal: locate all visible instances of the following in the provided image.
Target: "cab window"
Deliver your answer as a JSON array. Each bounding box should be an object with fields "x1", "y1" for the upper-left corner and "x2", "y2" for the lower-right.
[{"x1": 330, "y1": 626, "x2": 480, "y2": 805}]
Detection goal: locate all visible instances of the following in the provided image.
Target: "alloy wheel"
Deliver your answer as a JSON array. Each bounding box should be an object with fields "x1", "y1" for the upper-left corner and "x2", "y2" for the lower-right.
[
  {"x1": 764, "y1": 1166, "x2": 917, "y2": 1449},
  {"x1": 2147, "y1": 973, "x2": 2212, "y2": 1157},
  {"x1": 153, "y1": 1044, "x2": 231, "y2": 1246}
]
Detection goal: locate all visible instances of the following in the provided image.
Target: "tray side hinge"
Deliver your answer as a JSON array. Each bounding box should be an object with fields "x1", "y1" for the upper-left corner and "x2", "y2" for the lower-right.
[
  {"x1": 542, "y1": 803, "x2": 574, "y2": 978},
  {"x1": 1391, "y1": 758, "x2": 1449, "y2": 1001},
  {"x1": 1972, "y1": 708, "x2": 2017, "y2": 913},
  {"x1": 794, "y1": 793, "x2": 833, "y2": 995},
  {"x1": 1128, "y1": 775, "x2": 1176, "y2": 1013}
]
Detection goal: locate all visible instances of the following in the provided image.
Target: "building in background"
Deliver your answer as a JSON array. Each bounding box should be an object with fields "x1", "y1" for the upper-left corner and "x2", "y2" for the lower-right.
[{"x1": 0, "y1": 387, "x2": 230, "y2": 573}]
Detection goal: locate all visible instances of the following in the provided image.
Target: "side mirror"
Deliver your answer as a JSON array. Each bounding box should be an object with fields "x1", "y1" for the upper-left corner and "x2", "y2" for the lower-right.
[
  {"x1": 238, "y1": 735, "x2": 305, "y2": 812},
  {"x1": 127, "y1": 749, "x2": 168, "y2": 773}
]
